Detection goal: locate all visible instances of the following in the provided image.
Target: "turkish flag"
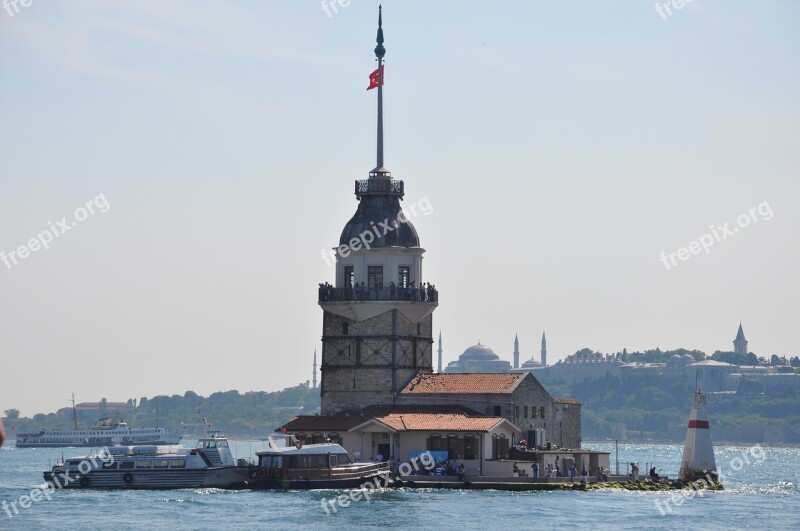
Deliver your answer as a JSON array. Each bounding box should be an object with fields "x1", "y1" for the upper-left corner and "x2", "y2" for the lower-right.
[{"x1": 367, "y1": 66, "x2": 384, "y2": 90}]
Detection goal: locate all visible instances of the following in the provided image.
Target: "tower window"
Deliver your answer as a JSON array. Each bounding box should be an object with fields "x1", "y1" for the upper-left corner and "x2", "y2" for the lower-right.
[
  {"x1": 342, "y1": 322, "x2": 348, "y2": 335},
  {"x1": 367, "y1": 266, "x2": 383, "y2": 290},
  {"x1": 524, "y1": 406, "x2": 528, "y2": 418},
  {"x1": 344, "y1": 266, "x2": 354, "y2": 288},
  {"x1": 417, "y1": 323, "x2": 421, "y2": 335},
  {"x1": 398, "y1": 266, "x2": 410, "y2": 288}
]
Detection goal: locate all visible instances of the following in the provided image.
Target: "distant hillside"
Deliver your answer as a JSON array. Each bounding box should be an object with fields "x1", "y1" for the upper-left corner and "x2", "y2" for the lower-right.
[
  {"x1": 542, "y1": 374, "x2": 800, "y2": 444},
  {"x1": 2, "y1": 384, "x2": 320, "y2": 438}
]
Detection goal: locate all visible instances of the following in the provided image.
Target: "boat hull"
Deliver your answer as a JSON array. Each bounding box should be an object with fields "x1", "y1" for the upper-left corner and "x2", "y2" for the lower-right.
[
  {"x1": 249, "y1": 468, "x2": 391, "y2": 490},
  {"x1": 43, "y1": 467, "x2": 252, "y2": 490}
]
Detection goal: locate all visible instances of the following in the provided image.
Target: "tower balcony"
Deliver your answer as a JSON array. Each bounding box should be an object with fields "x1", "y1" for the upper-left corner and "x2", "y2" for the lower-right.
[
  {"x1": 355, "y1": 178, "x2": 404, "y2": 198},
  {"x1": 318, "y1": 285, "x2": 437, "y2": 304},
  {"x1": 318, "y1": 283, "x2": 437, "y2": 324}
]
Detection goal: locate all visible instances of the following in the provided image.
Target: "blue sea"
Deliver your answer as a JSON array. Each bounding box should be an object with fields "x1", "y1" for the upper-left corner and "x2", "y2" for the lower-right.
[{"x1": 1, "y1": 440, "x2": 797, "y2": 530}]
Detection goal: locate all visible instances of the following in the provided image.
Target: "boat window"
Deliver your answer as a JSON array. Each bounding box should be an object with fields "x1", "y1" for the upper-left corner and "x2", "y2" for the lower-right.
[
  {"x1": 135, "y1": 461, "x2": 153, "y2": 469},
  {"x1": 68, "y1": 460, "x2": 82, "y2": 466},
  {"x1": 217, "y1": 440, "x2": 228, "y2": 448},
  {"x1": 207, "y1": 441, "x2": 217, "y2": 448},
  {"x1": 153, "y1": 460, "x2": 169, "y2": 469},
  {"x1": 102, "y1": 461, "x2": 117, "y2": 470},
  {"x1": 119, "y1": 462, "x2": 134, "y2": 469},
  {"x1": 329, "y1": 454, "x2": 337, "y2": 467},
  {"x1": 170, "y1": 460, "x2": 186, "y2": 468}
]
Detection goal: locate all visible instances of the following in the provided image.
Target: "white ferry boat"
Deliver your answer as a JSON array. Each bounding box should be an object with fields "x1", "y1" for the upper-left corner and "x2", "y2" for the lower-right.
[
  {"x1": 43, "y1": 433, "x2": 251, "y2": 489},
  {"x1": 17, "y1": 418, "x2": 181, "y2": 448}
]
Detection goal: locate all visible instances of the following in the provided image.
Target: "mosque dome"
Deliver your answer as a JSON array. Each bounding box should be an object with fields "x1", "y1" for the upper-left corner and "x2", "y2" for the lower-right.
[
  {"x1": 681, "y1": 354, "x2": 695, "y2": 365},
  {"x1": 460, "y1": 343, "x2": 499, "y2": 361},
  {"x1": 668, "y1": 354, "x2": 682, "y2": 366}
]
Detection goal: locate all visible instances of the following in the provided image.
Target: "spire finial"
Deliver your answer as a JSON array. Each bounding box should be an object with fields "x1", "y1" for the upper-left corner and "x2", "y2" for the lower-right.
[
  {"x1": 375, "y1": 5, "x2": 385, "y2": 58},
  {"x1": 371, "y1": 5, "x2": 387, "y2": 175}
]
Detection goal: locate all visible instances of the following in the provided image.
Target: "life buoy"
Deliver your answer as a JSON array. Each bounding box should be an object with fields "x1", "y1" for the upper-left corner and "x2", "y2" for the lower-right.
[
  {"x1": 295, "y1": 441, "x2": 303, "y2": 449},
  {"x1": 123, "y1": 472, "x2": 133, "y2": 484},
  {"x1": 79, "y1": 476, "x2": 90, "y2": 487}
]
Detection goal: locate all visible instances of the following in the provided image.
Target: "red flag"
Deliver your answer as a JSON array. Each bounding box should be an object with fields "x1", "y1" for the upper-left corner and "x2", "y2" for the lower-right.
[{"x1": 367, "y1": 66, "x2": 384, "y2": 90}]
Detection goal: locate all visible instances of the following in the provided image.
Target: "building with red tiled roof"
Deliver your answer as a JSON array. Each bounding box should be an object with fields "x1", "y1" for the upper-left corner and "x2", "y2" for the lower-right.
[{"x1": 400, "y1": 373, "x2": 524, "y2": 394}]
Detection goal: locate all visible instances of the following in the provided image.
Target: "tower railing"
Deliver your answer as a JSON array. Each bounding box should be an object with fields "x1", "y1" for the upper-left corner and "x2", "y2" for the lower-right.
[
  {"x1": 318, "y1": 284, "x2": 437, "y2": 303},
  {"x1": 354, "y1": 179, "x2": 404, "y2": 198}
]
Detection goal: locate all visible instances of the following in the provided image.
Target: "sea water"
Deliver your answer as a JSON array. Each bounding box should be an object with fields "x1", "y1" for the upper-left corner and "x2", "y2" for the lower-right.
[{"x1": 1, "y1": 440, "x2": 797, "y2": 530}]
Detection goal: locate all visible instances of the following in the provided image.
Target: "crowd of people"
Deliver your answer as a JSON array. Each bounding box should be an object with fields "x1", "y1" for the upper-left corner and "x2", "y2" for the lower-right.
[{"x1": 318, "y1": 281, "x2": 438, "y2": 303}]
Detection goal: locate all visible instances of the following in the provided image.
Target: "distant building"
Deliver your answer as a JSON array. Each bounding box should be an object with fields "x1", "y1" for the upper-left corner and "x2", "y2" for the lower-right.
[
  {"x1": 445, "y1": 343, "x2": 513, "y2": 373},
  {"x1": 734, "y1": 323, "x2": 749, "y2": 355}
]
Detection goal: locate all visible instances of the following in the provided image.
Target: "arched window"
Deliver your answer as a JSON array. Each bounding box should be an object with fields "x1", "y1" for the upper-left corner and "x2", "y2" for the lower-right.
[
  {"x1": 463, "y1": 434, "x2": 477, "y2": 460},
  {"x1": 295, "y1": 433, "x2": 307, "y2": 443},
  {"x1": 447, "y1": 433, "x2": 461, "y2": 459},
  {"x1": 492, "y1": 433, "x2": 508, "y2": 460},
  {"x1": 311, "y1": 432, "x2": 324, "y2": 444},
  {"x1": 328, "y1": 433, "x2": 342, "y2": 445},
  {"x1": 427, "y1": 433, "x2": 443, "y2": 451}
]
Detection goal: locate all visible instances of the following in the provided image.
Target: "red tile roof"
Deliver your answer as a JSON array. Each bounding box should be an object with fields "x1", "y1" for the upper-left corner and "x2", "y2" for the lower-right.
[
  {"x1": 553, "y1": 398, "x2": 581, "y2": 405},
  {"x1": 280, "y1": 405, "x2": 482, "y2": 433},
  {"x1": 370, "y1": 412, "x2": 507, "y2": 432},
  {"x1": 400, "y1": 373, "x2": 524, "y2": 394}
]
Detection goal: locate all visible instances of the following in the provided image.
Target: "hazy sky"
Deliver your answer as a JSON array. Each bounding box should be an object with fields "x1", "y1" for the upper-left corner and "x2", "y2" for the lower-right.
[{"x1": 1, "y1": 1, "x2": 798, "y2": 416}]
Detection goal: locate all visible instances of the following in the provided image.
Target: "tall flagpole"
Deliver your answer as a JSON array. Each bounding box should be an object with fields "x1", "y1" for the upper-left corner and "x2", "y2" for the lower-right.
[{"x1": 373, "y1": 5, "x2": 386, "y2": 175}]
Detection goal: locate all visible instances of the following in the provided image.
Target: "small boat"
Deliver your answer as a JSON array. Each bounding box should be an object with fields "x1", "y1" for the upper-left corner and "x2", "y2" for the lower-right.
[
  {"x1": 43, "y1": 432, "x2": 251, "y2": 490},
  {"x1": 250, "y1": 435, "x2": 390, "y2": 490}
]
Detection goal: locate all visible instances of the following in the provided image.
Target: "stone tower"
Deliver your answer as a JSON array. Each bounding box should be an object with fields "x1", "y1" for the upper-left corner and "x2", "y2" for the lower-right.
[
  {"x1": 318, "y1": 7, "x2": 437, "y2": 415},
  {"x1": 541, "y1": 331, "x2": 547, "y2": 367},
  {"x1": 438, "y1": 331, "x2": 443, "y2": 373},
  {"x1": 733, "y1": 323, "x2": 748, "y2": 356}
]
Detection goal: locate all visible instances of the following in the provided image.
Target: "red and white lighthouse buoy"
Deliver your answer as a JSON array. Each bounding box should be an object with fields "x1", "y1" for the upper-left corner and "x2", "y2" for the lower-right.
[{"x1": 679, "y1": 389, "x2": 718, "y2": 482}]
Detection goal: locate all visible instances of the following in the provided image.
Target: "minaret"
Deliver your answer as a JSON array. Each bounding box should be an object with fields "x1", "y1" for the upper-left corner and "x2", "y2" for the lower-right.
[
  {"x1": 541, "y1": 331, "x2": 547, "y2": 367},
  {"x1": 679, "y1": 389, "x2": 718, "y2": 482},
  {"x1": 437, "y1": 331, "x2": 443, "y2": 373},
  {"x1": 312, "y1": 348, "x2": 318, "y2": 389},
  {"x1": 513, "y1": 334, "x2": 519, "y2": 369},
  {"x1": 317, "y1": 6, "x2": 437, "y2": 415},
  {"x1": 733, "y1": 323, "x2": 748, "y2": 355}
]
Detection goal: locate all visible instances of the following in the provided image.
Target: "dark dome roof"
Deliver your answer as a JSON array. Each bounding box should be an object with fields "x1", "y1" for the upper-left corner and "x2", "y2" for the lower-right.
[
  {"x1": 460, "y1": 344, "x2": 499, "y2": 361},
  {"x1": 340, "y1": 195, "x2": 419, "y2": 248}
]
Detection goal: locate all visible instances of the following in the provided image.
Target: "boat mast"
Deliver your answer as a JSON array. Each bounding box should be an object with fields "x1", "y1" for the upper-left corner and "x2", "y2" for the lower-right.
[{"x1": 71, "y1": 393, "x2": 78, "y2": 430}]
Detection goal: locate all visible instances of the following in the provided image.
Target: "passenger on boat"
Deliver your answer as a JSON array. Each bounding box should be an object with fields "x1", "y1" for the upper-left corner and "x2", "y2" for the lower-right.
[{"x1": 0, "y1": 418, "x2": 5, "y2": 447}]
